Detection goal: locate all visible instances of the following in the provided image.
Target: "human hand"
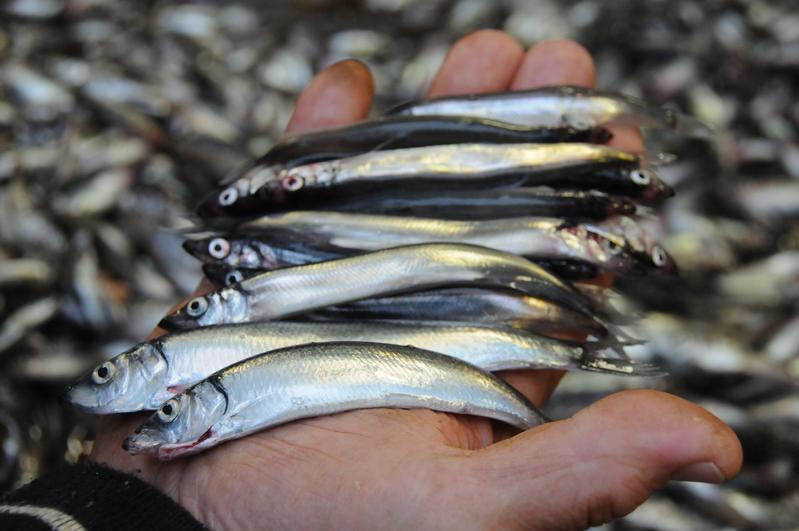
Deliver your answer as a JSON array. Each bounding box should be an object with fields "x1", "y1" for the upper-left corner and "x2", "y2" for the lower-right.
[{"x1": 90, "y1": 31, "x2": 742, "y2": 530}]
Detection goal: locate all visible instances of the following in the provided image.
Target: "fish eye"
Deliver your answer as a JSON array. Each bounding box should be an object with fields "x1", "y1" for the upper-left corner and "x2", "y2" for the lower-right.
[
  {"x1": 281, "y1": 174, "x2": 303, "y2": 192},
  {"x1": 208, "y1": 238, "x2": 230, "y2": 259},
  {"x1": 219, "y1": 187, "x2": 238, "y2": 206},
  {"x1": 651, "y1": 245, "x2": 667, "y2": 266},
  {"x1": 225, "y1": 270, "x2": 244, "y2": 286},
  {"x1": 92, "y1": 361, "x2": 116, "y2": 385},
  {"x1": 630, "y1": 169, "x2": 652, "y2": 185},
  {"x1": 186, "y1": 297, "x2": 208, "y2": 317},
  {"x1": 157, "y1": 399, "x2": 179, "y2": 423}
]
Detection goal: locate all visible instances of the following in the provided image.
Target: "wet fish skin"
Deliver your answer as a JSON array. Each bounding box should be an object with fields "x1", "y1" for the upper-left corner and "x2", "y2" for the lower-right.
[
  {"x1": 221, "y1": 143, "x2": 671, "y2": 216},
  {"x1": 387, "y1": 85, "x2": 714, "y2": 139},
  {"x1": 310, "y1": 288, "x2": 610, "y2": 339},
  {"x1": 159, "y1": 243, "x2": 597, "y2": 331},
  {"x1": 65, "y1": 320, "x2": 660, "y2": 413},
  {"x1": 123, "y1": 341, "x2": 548, "y2": 459},
  {"x1": 203, "y1": 257, "x2": 603, "y2": 289},
  {"x1": 239, "y1": 211, "x2": 651, "y2": 274},
  {"x1": 331, "y1": 188, "x2": 637, "y2": 221},
  {"x1": 198, "y1": 116, "x2": 613, "y2": 218}
]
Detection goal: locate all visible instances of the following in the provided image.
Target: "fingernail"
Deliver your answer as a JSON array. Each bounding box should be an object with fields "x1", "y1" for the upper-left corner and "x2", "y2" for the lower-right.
[{"x1": 670, "y1": 462, "x2": 724, "y2": 484}]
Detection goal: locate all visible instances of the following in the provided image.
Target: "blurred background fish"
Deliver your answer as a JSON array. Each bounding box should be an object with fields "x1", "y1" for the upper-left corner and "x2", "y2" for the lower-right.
[{"x1": 0, "y1": 0, "x2": 797, "y2": 527}]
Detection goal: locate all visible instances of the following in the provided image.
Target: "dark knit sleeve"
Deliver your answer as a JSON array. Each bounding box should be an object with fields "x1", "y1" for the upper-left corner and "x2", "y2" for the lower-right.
[{"x1": 0, "y1": 463, "x2": 205, "y2": 530}]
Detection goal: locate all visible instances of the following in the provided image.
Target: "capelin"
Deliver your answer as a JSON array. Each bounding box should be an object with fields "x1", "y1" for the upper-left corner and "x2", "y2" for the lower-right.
[
  {"x1": 125, "y1": 383, "x2": 227, "y2": 460},
  {"x1": 159, "y1": 291, "x2": 245, "y2": 330},
  {"x1": 64, "y1": 343, "x2": 167, "y2": 413}
]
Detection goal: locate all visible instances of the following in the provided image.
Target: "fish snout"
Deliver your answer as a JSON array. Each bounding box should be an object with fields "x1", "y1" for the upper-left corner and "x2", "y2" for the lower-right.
[
  {"x1": 62, "y1": 384, "x2": 101, "y2": 412},
  {"x1": 158, "y1": 310, "x2": 198, "y2": 331},
  {"x1": 181, "y1": 238, "x2": 207, "y2": 260},
  {"x1": 122, "y1": 427, "x2": 164, "y2": 456}
]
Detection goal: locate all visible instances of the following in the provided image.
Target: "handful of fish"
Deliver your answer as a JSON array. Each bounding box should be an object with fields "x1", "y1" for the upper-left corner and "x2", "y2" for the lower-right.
[
  {"x1": 58, "y1": 82, "x2": 705, "y2": 461},
  {"x1": 3, "y1": 2, "x2": 795, "y2": 527}
]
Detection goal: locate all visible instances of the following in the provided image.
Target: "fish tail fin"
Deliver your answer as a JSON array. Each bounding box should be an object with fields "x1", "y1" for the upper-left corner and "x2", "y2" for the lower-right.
[
  {"x1": 578, "y1": 353, "x2": 667, "y2": 377},
  {"x1": 662, "y1": 108, "x2": 715, "y2": 139},
  {"x1": 578, "y1": 337, "x2": 666, "y2": 377}
]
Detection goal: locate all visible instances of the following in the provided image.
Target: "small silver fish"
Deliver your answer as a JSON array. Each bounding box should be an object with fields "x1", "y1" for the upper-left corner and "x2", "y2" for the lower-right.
[
  {"x1": 240, "y1": 211, "x2": 675, "y2": 274},
  {"x1": 160, "y1": 243, "x2": 597, "y2": 331},
  {"x1": 214, "y1": 143, "x2": 671, "y2": 216},
  {"x1": 123, "y1": 341, "x2": 548, "y2": 459},
  {"x1": 388, "y1": 85, "x2": 714, "y2": 138},
  {"x1": 312, "y1": 288, "x2": 611, "y2": 338},
  {"x1": 65, "y1": 320, "x2": 660, "y2": 413}
]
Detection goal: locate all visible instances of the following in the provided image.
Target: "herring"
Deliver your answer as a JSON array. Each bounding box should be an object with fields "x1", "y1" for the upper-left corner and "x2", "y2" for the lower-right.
[{"x1": 122, "y1": 342, "x2": 548, "y2": 459}]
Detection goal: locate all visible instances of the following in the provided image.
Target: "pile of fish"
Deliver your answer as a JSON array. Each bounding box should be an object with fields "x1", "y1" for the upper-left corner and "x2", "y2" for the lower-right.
[
  {"x1": 3, "y1": 0, "x2": 799, "y2": 528},
  {"x1": 63, "y1": 85, "x2": 706, "y2": 459}
]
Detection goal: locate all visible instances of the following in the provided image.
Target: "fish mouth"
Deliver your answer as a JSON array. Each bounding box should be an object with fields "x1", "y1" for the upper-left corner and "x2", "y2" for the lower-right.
[
  {"x1": 124, "y1": 428, "x2": 215, "y2": 460},
  {"x1": 158, "y1": 311, "x2": 199, "y2": 331},
  {"x1": 62, "y1": 385, "x2": 108, "y2": 413},
  {"x1": 122, "y1": 428, "x2": 165, "y2": 456},
  {"x1": 181, "y1": 238, "x2": 208, "y2": 261}
]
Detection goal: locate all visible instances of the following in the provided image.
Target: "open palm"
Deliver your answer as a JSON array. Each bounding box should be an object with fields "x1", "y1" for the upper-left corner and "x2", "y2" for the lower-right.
[{"x1": 90, "y1": 31, "x2": 742, "y2": 531}]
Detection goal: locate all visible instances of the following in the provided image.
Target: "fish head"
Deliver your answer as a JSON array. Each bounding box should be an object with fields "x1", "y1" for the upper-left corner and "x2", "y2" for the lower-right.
[
  {"x1": 625, "y1": 167, "x2": 674, "y2": 202},
  {"x1": 599, "y1": 217, "x2": 678, "y2": 275},
  {"x1": 159, "y1": 290, "x2": 247, "y2": 331},
  {"x1": 259, "y1": 165, "x2": 333, "y2": 211},
  {"x1": 197, "y1": 163, "x2": 282, "y2": 218},
  {"x1": 202, "y1": 263, "x2": 244, "y2": 288},
  {"x1": 123, "y1": 381, "x2": 228, "y2": 460},
  {"x1": 182, "y1": 237, "x2": 234, "y2": 264},
  {"x1": 65, "y1": 343, "x2": 168, "y2": 413},
  {"x1": 646, "y1": 244, "x2": 678, "y2": 274},
  {"x1": 564, "y1": 224, "x2": 638, "y2": 273}
]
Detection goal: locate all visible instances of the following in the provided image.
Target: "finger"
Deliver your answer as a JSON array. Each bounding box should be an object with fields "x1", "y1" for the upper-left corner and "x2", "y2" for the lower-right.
[
  {"x1": 511, "y1": 39, "x2": 642, "y2": 152},
  {"x1": 463, "y1": 391, "x2": 743, "y2": 529},
  {"x1": 499, "y1": 40, "x2": 598, "y2": 404},
  {"x1": 510, "y1": 39, "x2": 595, "y2": 89},
  {"x1": 427, "y1": 29, "x2": 524, "y2": 97},
  {"x1": 285, "y1": 59, "x2": 374, "y2": 135}
]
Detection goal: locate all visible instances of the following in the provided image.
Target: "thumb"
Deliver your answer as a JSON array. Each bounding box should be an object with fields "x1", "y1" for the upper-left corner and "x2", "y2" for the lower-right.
[{"x1": 464, "y1": 390, "x2": 743, "y2": 530}]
